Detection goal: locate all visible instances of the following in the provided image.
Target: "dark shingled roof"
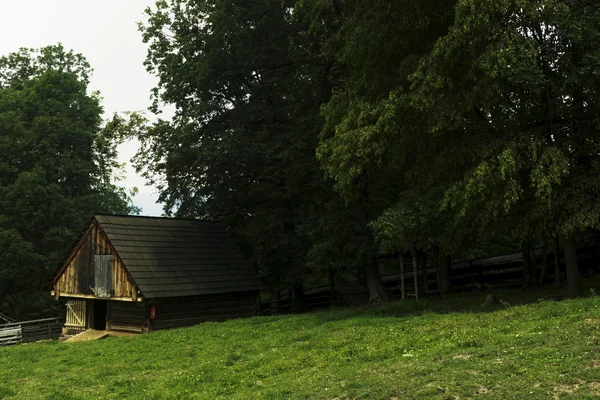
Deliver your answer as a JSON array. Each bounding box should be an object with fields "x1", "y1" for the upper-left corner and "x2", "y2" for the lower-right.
[{"x1": 95, "y1": 215, "x2": 263, "y2": 299}]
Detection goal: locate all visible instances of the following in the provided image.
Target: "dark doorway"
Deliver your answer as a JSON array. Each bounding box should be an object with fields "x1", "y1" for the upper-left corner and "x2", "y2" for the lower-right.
[{"x1": 93, "y1": 300, "x2": 108, "y2": 330}]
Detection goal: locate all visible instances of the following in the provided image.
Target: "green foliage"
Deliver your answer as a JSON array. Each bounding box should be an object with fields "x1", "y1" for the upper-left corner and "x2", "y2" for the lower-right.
[
  {"x1": 307, "y1": 0, "x2": 600, "y2": 282},
  {"x1": 136, "y1": 0, "x2": 600, "y2": 298},
  {"x1": 136, "y1": 0, "x2": 388, "y2": 294},
  {"x1": 0, "y1": 45, "x2": 138, "y2": 318},
  {"x1": 2, "y1": 282, "x2": 600, "y2": 398},
  {"x1": 410, "y1": 0, "x2": 600, "y2": 236}
]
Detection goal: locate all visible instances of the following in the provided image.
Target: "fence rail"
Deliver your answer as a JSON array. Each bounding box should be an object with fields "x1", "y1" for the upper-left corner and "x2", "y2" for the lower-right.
[
  {"x1": 262, "y1": 243, "x2": 600, "y2": 313},
  {"x1": 0, "y1": 318, "x2": 63, "y2": 346}
]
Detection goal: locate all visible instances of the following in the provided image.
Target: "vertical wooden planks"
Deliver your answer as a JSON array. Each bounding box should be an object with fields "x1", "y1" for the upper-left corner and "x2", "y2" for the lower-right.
[
  {"x1": 54, "y1": 221, "x2": 138, "y2": 299},
  {"x1": 65, "y1": 300, "x2": 86, "y2": 331},
  {"x1": 94, "y1": 255, "x2": 112, "y2": 298}
]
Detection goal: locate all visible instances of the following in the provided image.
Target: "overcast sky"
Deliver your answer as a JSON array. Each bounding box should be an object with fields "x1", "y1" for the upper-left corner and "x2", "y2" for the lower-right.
[{"x1": 0, "y1": 0, "x2": 164, "y2": 215}]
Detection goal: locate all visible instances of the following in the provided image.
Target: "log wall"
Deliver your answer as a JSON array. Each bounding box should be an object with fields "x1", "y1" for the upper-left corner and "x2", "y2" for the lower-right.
[
  {"x1": 150, "y1": 291, "x2": 258, "y2": 330},
  {"x1": 109, "y1": 302, "x2": 148, "y2": 333}
]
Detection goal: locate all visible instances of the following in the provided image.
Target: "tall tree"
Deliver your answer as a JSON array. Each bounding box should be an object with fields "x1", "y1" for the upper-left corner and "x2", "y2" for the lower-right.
[
  {"x1": 138, "y1": 0, "x2": 401, "y2": 302},
  {"x1": 410, "y1": 0, "x2": 600, "y2": 297},
  {"x1": 300, "y1": 0, "x2": 457, "y2": 298},
  {"x1": 0, "y1": 45, "x2": 137, "y2": 318}
]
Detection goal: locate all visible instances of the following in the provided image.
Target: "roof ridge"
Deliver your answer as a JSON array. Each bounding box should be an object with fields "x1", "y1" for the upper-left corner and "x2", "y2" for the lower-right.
[{"x1": 94, "y1": 213, "x2": 221, "y2": 223}]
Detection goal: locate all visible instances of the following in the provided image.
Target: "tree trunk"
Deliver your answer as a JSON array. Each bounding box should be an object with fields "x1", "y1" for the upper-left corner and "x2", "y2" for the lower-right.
[
  {"x1": 522, "y1": 241, "x2": 532, "y2": 289},
  {"x1": 420, "y1": 253, "x2": 429, "y2": 297},
  {"x1": 365, "y1": 256, "x2": 390, "y2": 304},
  {"x1": 292, "y1": 284, "x2": 307, "y2": 313},
  {"x1": 554, "y1": 236, "x2": 561, "y2": 290},
  {"x1": 530, "y1": 244, "x2": 537, "y2": 287},
  {"x1": 412, "y1": 246, "x2": 419, "y2": 301},
  {"x1": 329, "y1": 270, "x2": 336, "y2": 306},
  {"x1": 400, "y1": 254, "x2": 406, "y2": 300},
  {"x1": 563, "y1": 236, "x2": 581, "y2": 298},
  {"x1": 593, "y1": 229, "x2": 600, "y2": 255},
  {"x1": 271, "y1": 290, "x2": 281, "y2": 314},
  {"x1": 539, "y1": 238, "x2": 548, "y2": 285},
  {"x1": 439, "y1": 253, "x2": 452, "y2": 293}
]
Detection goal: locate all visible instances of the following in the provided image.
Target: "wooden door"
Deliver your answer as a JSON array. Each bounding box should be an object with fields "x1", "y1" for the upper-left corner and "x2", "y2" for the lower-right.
[
  {"x1": 65, "y1": 299, "x2": 86, "y2": 331},
  {"x1": 94, "y1": 255, "x2": 112, "y2": 298}
]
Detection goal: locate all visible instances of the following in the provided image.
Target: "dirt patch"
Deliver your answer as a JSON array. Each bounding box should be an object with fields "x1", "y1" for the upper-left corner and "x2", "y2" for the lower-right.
[
  {"x1": 553, "y1": 382, "x2": 580, "y2": 398},
  {"x1": 554, "y1": 381, "x2": 600, "y2": 398},
  {"x1": 475, "y1": 386, "x2": 490, "y2": 395},
  {"x1": 587, "y1": 382, "x2": 600, "y2": 396},
  {"x1": 453, "y1": 354, "x2": 471, "y2": 360},
  {"x1": 584, "y1": 319, "x2": 600, "y2": 324}
]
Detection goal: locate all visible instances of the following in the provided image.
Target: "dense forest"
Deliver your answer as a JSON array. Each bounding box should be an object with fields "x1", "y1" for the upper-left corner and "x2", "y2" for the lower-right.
[
  {"x1": 134, "y1": 0, "x2": 600, "y2": 302},
  {"x1": 2, "y1": 0, "x2": 600, "y2": 318}
]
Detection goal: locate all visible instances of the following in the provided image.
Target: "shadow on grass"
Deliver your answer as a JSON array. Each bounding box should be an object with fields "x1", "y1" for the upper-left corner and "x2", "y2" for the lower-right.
[{"x1": 253, "y1": 275, "x2": 600, "y2": 328}]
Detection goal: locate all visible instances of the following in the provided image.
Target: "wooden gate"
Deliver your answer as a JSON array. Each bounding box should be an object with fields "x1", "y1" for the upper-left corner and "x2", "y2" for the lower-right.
[
  {"x1": 94, "y1": 255, "x2": 112, "y2": 298},
  {"x1": 65, "y1": 299, "x2": 87, "y2": 331}
]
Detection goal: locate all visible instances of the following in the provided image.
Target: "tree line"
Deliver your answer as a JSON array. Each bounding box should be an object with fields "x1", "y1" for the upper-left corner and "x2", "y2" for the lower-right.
[
  {"x1": 0, "y1": 46, "x2": 137, "y2": 319},
  {"x1": 133, "y1": 0, "x2": 600, "y2": 302}
]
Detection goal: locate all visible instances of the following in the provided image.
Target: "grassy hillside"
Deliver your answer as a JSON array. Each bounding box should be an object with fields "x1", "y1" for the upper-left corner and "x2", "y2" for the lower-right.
[{"x1": 1, "y1": 285, "x2": 600, "y2": 400}]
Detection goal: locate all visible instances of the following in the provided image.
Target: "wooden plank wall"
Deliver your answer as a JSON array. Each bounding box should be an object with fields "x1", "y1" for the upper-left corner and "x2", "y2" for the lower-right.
[
  {"x1": 150, "y1": 292, "x2": 258, "y2": 331},
  {"x1": 109, "y1": 302, "x2": 147, "y2": 333},
  {"x1": 55, "y1": 221, "x2": 137, "y2": 299}
]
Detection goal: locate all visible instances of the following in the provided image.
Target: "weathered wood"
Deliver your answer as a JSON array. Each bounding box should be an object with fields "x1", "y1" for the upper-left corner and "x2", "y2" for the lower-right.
[
  {"x1": 411, "y1": 246, "x2": 419, "y2": 301},
  {"x1": 539, "y1": 238, "x2": 548, "y2": 285},
  {"x1": 54, "y1": 221, "x2": 137, "y2": 300},
  {"x1": 563, "y1": 235, "x2": 581, "y2": 298},
  {"x1": 554, "y1": 236, "x2": 561, "y2": 290},
  {"x1": 94, "y1": 255, "x2": 112, "y2": 298},
  {"x1": 400, "y1": 255, "x2": 406, "y2": 300},
  {"x1": 65, "y1": 300, "x2": 86, "y2": 331},
  {"x1": 0, "y1": 318, "x2": 62, "y2": 346},
  {"x1": 151, "y1": 292, "x2": 257, "y2": 330},
  {"x1": 0, "y1": 327, "x2": 22, "y2": 345},
  {"x1": 109, "y1": 302, "x2": 146, "y2": 333}
]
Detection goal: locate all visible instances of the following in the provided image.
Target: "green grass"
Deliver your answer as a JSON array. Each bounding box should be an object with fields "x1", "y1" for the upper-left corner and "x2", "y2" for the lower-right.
[{"x1": 2, "y1": 283, "x2": 600, "y2": 399}]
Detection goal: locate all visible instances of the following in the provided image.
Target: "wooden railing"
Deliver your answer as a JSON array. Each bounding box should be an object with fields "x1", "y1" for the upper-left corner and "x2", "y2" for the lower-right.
[
  {"x1": 262, "y1": 243, "x2": 600, "y2": 312},
  {"x1": 0, "y1": 318, "x2": 63, "y2": 346}
]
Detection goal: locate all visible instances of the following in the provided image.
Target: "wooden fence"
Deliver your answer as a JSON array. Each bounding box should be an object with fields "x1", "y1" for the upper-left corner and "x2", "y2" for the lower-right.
[
  {"x1": 263, "y1": 243, "x2": 600, "y2": 313},
  {"x1": 0, "y1": 318, "x2": 63, "y2": 346}
]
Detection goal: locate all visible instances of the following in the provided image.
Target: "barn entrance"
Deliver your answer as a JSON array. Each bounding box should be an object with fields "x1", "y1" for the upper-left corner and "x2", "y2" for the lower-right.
[{"x1": 93, "y1": 300, "x2": 108, "y2": 331}]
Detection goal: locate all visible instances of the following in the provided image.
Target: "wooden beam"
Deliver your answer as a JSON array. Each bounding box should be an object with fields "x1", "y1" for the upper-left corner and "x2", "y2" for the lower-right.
[
  {"x1": 57, "y1": 294, "x2": 139, "y2": 302},
  {"x1": 400, "y1": 255, "x2": 406, "y2": 300},
  {"x1": 412, "y1": 246, "x2": 419, "y2": 301}
]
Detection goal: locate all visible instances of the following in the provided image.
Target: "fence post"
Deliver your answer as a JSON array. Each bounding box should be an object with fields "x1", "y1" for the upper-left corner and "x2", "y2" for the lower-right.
[{"x1": 400, "y1": 255, "x2": 405, "y2": 300}]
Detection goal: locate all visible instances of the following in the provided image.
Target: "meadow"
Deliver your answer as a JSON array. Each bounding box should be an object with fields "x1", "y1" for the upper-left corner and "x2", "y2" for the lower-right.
[{"x1": 1, "y1": 284, "x2": 600, "y2": 399}]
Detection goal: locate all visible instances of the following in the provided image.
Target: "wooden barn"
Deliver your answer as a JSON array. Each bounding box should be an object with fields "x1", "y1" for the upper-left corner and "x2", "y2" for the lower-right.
[{"x1": 51, "y1": 215, "x2": 263, "y2": 334}]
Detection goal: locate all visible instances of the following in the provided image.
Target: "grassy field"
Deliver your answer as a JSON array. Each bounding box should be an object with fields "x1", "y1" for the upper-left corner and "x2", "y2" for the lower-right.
[{"x1": 2, "y1": 284, "x2": 600, "y2": 399}]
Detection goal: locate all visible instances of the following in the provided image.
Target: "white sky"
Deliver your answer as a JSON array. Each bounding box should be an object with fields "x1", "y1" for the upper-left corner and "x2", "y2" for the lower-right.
[{"x1": 0, "y1": 0, "x2": 165, "y2": 215}]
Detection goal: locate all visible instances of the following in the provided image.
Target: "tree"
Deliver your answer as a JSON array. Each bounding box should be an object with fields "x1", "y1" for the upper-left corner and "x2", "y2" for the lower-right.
[
  {"x1": 409, "y1": 0, "x2": 600, "y2": 297},
  {"x1": 137, "y1": 0, "x2": 398, "y2": 302},
  {"x1": 0, "y1": 45, "x2": 137, "y2": 318},
  {"x1": 307, "y1": 0, "x2": 600, "y2": 298},
  {"x1": 299, "y1": 0, "x2": 457, "y2": 299}
]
